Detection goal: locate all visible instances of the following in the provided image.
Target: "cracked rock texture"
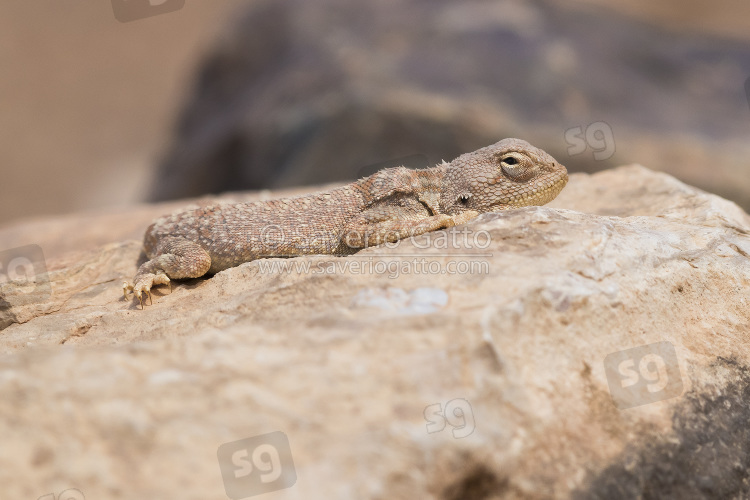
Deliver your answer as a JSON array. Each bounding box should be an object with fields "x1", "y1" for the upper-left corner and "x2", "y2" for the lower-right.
[{"x1": 1, "y1": 165, "x2": 750, "y2": 499}]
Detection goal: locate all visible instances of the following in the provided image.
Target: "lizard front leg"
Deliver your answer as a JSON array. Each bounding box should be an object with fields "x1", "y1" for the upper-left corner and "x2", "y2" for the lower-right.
[
  {"x1": 123, "y1": 237, "x2": 211, "y2": 307},
  {"x1": 342, "y1": 209, "x2": 480, "y2": 249}
]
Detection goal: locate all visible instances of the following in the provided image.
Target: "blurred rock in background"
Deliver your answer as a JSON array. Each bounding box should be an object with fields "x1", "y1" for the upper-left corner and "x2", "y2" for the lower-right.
[
  {"x1": 2, "y1": 0, "x2": 750, "y2": 228},
  {"x1": 151, "y1": 0, "x2": 750, "y2": 208}
]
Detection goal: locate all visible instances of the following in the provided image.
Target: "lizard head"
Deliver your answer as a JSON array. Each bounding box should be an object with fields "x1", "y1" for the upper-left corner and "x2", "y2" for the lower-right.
[{"x1": 440, "y1": 138, "x2": 568, "y2": 214}]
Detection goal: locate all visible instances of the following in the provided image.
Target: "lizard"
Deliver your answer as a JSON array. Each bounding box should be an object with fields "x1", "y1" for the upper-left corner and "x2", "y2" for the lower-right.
[{"x1": 123, "y1": 138, "x2": 568, "y2": 307}]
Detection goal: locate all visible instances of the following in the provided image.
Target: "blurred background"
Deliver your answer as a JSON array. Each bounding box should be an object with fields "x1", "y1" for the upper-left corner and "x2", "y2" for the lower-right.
[{"x1": 2, "y1": 0, "x2": 750, "y2": 228}]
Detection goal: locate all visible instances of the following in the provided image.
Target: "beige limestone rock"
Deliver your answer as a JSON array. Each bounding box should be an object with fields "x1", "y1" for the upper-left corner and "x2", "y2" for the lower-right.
[{"x1": 1, "y1": 164, "x2": 749, "y2": 499}]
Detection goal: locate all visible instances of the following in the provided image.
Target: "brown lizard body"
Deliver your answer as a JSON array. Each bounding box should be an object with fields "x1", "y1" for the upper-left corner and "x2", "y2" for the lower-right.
[{"x1": 124, "y1": 138, "x2": 568, "y2": 306}]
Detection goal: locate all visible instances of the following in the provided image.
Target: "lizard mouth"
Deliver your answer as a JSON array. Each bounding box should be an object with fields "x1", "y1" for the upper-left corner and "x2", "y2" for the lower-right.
[{"x1": 489, "y1": 171, "x2": 569, "y2": 210}]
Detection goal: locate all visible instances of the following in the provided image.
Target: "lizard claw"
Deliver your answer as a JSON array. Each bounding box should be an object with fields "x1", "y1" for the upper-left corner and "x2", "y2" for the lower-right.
[
  {"x1": 122, "y1": 281, "x2": 145, "y2": 309},
  {"x1": 122, "y1": 273, "x2": 170, "y2": 308}
]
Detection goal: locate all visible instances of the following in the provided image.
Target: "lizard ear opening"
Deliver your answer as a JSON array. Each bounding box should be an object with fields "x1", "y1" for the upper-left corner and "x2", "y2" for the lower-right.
[{"x1": 458, "y1": 193, "x2": 471, "y2": 205}]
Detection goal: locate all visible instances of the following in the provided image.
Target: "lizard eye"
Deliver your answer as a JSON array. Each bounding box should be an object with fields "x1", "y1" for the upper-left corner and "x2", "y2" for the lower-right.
[{"x1": 500, "y1": 154, "x2": 534, "y2": 181}]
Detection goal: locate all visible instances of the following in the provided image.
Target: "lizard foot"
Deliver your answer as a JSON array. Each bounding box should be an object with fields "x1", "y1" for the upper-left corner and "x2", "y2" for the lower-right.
[
  {"x1": 122, "y1": 273, "x2": 170, "y2": 309},
  {"x1": 450, "y1": 210, "x2": 480, "y2": 226}
]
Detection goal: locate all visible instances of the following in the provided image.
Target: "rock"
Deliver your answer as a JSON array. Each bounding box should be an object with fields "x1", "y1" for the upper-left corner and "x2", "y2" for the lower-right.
[
  {"x1": 151, "y1": 0, "x2": 750, "y2": 211},
  {"x1": 1, "y1": 164, "x2": 750, "y2": 498}
]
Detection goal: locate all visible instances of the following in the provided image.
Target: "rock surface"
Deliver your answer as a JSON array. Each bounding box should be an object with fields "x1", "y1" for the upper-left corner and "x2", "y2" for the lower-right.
[{"x1": 1, "y1": 165, "x2": 750, "y2": 498}]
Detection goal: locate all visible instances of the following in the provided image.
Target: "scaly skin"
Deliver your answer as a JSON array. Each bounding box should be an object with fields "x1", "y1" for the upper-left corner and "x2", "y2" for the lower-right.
[{"x1": 123, "y1": 138, "x2": 568, "y2": 307}]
